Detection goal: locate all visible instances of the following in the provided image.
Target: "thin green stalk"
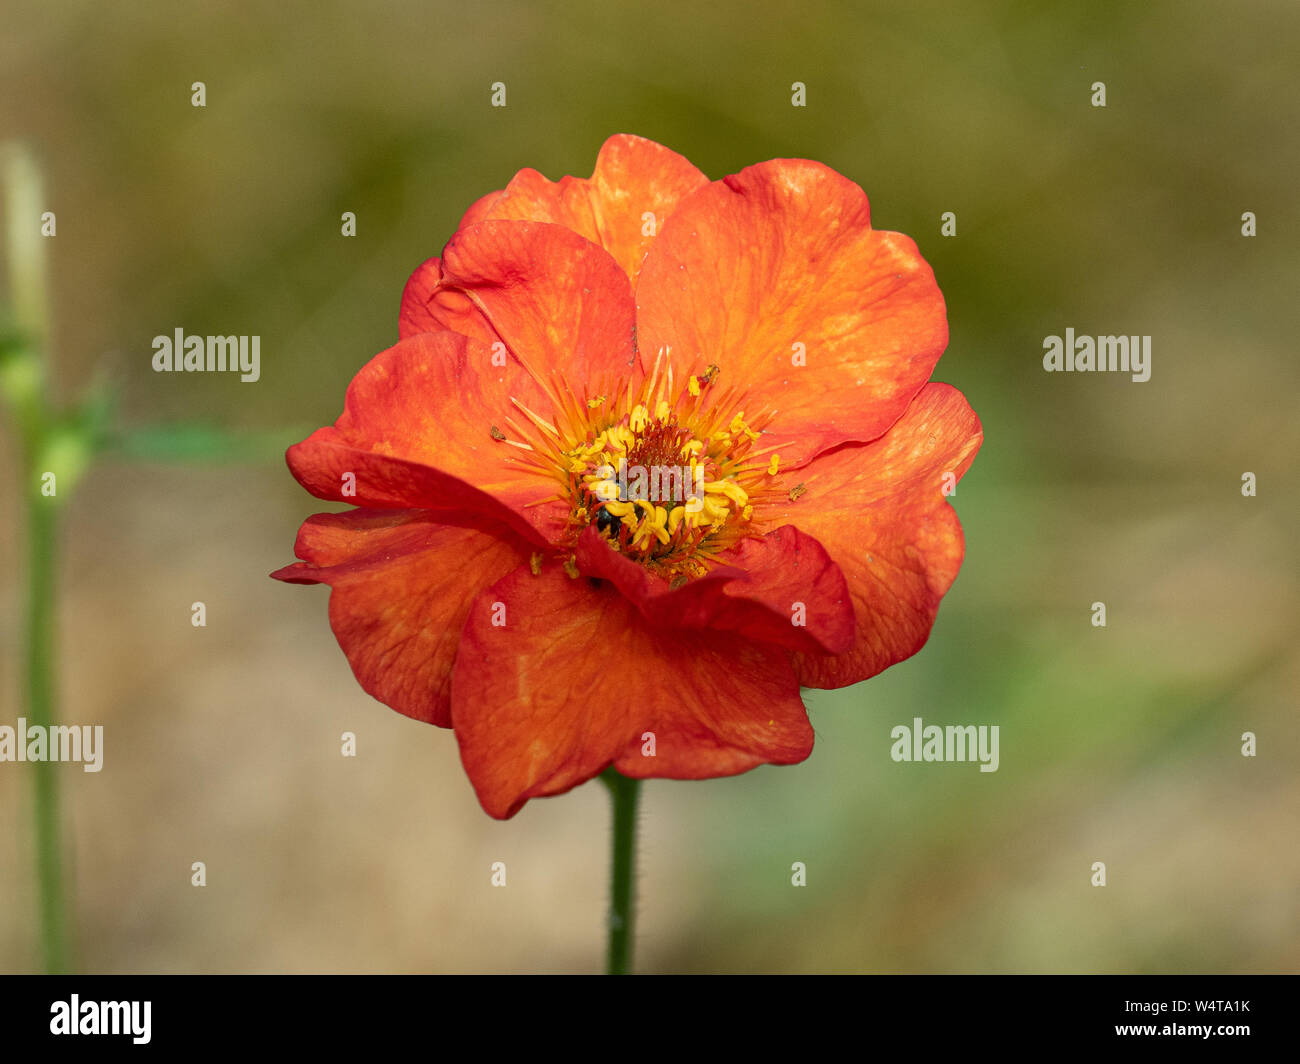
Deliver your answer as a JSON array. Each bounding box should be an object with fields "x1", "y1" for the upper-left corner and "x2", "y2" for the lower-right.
[
  {"x1": 601, "y1": 769, "x2": 641, "y2": 975},
  {"x1": 4, "y1": 141, "x2": 70, "y2": 973},
  {"x1": 26, "y1": 491, "x2": 68, "y2": 973}
]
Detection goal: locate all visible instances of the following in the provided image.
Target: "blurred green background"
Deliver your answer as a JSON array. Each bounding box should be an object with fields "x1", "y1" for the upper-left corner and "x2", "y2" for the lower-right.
[{"x1": 1, "y1": 0, "x2": 1296, "y2": 973}]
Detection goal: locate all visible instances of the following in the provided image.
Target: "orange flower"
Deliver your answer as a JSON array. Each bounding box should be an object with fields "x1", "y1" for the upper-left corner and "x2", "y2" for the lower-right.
[{"x1": 273, "y1": 134, "x2": 982, "y2": 819}]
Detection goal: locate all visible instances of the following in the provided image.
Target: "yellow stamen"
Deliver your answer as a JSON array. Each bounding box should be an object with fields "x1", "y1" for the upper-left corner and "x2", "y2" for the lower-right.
[{"x1": 705, "y1": 479, "x2": 749, "y2": 507}]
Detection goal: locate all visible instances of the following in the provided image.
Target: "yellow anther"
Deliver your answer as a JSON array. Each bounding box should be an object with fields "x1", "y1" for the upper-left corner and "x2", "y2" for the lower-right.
[
  {"x1": 633, "y1": 498, "x2": 657, "y2": 518},
  {"x1": 701, "y1": 495, "x2": 731, "y2": 521},
  {"x1": 529, "y1": 552, "x2": 543, "y2": 576},
  {"x1": 629, "y1": 404, "x2": 650, "y2": 432},
  {"x1": 767, "y1": 453, "x2": 780, "y2": 476},
  {"x1": 729, "y1": 412, "x2": 759, "y2": 441},
  {"x1": 586, "y1": 395, "x2": 606, "y2": 409},
  {"x1": 637, "y1": 505, "x2": 670, "y2": 546},
  {"x1": 688, "y1": 375, "x2": 701, "y2": 397},
  {"x1": 704, "y1": 479, "x2": 748, "y2": 507},
  {"x1": 681, "y1": 440, "x2": 703, "y2": 456},
  {"x1": 667, "y1": 506, "x2": 685, "y2": 534},
  {"x1": 562, "y1": 556, "x2": 580, "y2": 579},
  {"x1": 742, "y1": 504, "x2": 753, "y2": 521},
  {"x1": 567, "y1": 457, "x2": 588, "y2": 473},
  {"x1": 605, "y1": 500, "x2": 635, "y2": 518},
  {"x1": 629, "y1": 518, "x2": 657, "y2": 548},
  {"x1": 655, "y1": 399, "x2": 671, "y2": 422}
]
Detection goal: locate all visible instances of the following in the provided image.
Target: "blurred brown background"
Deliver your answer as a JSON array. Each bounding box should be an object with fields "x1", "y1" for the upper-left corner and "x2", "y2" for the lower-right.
[{"x1": 1, "y1": 0, "x2": 1297, "y2": 972}]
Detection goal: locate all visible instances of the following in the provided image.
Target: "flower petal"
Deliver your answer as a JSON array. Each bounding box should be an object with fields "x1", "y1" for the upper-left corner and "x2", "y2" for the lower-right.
[
  {"x1": 285, "y1": 330, "x2": 569, "y2": 546},
  {"x1": 768, "y1": 382, "x2": 983, "y2": 688},
  {"x1": 271, "y1": 509, "x2": 529, "y2": 727},
  {"x1": 574, "y1": 524, "x2": 853, "y2": 654},
  {"x1": 398, "y1": 257, "x2": 492, "y2": 343},
  {"x1": 636, "y1": 158, "x2": 948, "y2": 466},
  {"x1": 451, "y1": 564, "x2": 813, "y2": 818},
  {"x1": 470, "y1": 134, "x2": 709, "y2": 284},
  {"x1": 398, "y1": 219, "x2": 639, "y2": 389}
]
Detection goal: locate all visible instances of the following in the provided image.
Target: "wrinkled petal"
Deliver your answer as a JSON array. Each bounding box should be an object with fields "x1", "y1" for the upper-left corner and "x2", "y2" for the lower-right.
[
  {"x1": 285, "y1": 330, "x2": 569, "y2": 546},
  {"x1": 636, "y1": 158, "x2": 948, "y2": 467},
  {"x1": 468, "y1": 133, "x2": 709, "y2": 284},
  {"x1": 451, "y1": 564, "x2": 813, "y2": 818},
  {"x1": 398, "y1": 257, "x2": 489, "y2": 343},
  {"x1": 574, "y1": 524, "x2": 852, "y2": 654},
  {"x1": 398, "y1": 220, "x2": 639, "y2": 391},
  {"x1": 271, "y1": 509, "x2": 529, "y2": 727},
  {"x1": 767, "y1": 382, "x2": 983, "y2": 688}
]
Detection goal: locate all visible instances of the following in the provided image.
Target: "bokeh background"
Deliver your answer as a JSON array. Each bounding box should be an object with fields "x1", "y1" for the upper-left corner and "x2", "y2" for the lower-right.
[{"x1": 1, "y1": 0, "x2": 1296, "y2": 973}]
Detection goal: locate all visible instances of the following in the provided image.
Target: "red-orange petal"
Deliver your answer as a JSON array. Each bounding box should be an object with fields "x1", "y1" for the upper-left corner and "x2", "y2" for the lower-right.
[
  {"x1": 768, "y1": 382, "x2": 983, "y2": 688},
  {"x1": 450, "y1": 564, "x2": 813, "y2": 819},
  {"x1": 285, "y1": 330, "x2": 568, "y2": 546},
  {"x1": 469, "y1": 134, "x2": 709, "y2": 285},
  {"x1": 636, "y1": 158, "x2": 949, "y2": 467},
  {"x1": 398, "y1": 257, "x2": 493, "y2": 343},
  {"x1": 397, "y1": 219, "x2": 639, "y2": 389},
  {"x1": 574, "y1": 524, "x2": 853, "y2": 654},
  {"x1": 270, "y1": 509, "x2": 529, "y2": 727}
]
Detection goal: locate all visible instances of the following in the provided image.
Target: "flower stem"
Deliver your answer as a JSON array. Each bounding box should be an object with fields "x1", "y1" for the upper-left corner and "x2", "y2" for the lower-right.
[
  {"x1": 4, "y1": 141, "x2": 70, "y2": 973},
  {"x1": 600, "y1": 768, "x2": 640, "y2": 975},
  {"x1": 26, "y1": 491, "x2": 68, "y2": 973}
]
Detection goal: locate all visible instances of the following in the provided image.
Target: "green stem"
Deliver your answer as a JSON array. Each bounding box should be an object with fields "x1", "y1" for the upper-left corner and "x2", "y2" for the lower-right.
[
  {"x1": 4, "y1": 141, "x2": 69, "y2": 973},
  {"x1": 601, "y1": 768, "x2": 641, "y2": 975},
  {"x1": 26, "y1": 486, "x2": 68, "y2": 973}
]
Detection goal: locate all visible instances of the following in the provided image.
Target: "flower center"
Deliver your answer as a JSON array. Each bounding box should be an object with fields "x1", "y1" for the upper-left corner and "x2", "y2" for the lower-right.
[
  {"x1": 491, "y1": 355, "x2": 783, "y2": 582},
  {"x1": 559, "y1": 361, "x2": 779, "y2": 581}
]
